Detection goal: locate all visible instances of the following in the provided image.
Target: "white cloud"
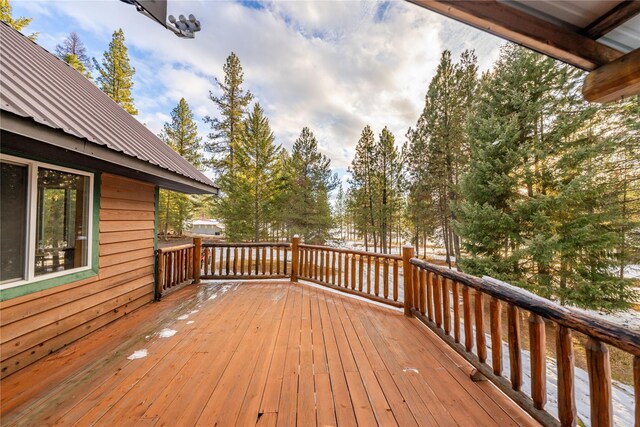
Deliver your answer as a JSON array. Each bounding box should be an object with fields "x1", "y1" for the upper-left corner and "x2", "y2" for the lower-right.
[{"x1": 22, "y1": 0, "x2": 504, "y2": 177}]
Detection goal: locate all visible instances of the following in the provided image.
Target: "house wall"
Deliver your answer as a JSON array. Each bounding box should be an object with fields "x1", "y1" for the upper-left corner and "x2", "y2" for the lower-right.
[{"x1": 0, "y1": 174, "x2": 156, "y2": 378}]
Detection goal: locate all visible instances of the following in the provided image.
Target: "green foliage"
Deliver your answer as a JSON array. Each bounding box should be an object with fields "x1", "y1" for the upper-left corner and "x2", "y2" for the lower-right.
[
  {"x1": 455, "y1": 44, "x2": 637, "y2": 311},
  {"x1": 405, "y1": 49, "x2": 478, "y2": 264},
  {"x1": 204, "y1": 52, "x2": 253, "y2": 175},
  {"x1": 284, "y1": 127, "x2": 338, "y2": 244},
  {"x1": 93, "y1": 29, "x2": 137, "y2": 115},
  {"x1": 161, "y1": 98, "x2": 203, "y2": 169},
  {"x1": 158, "y1": 98, "x2": 205, "y2": 237},
  {"x1": 0, "y1": 0, "x2": 37, "y2": 40},
  {"x1": 216, "y1": 103, "x2": 283, "y2": 241},
  {"x1": 64, "y1": 54, "x2": 92, "y2": 79}
]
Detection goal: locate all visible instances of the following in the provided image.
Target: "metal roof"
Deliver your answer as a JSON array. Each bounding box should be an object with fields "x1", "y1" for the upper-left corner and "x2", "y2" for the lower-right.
[
  {"x1": 503, "y1": 0, "x2": 640, "y2": 53},
  {"x1": 0, "y1": 22, "x2": 217, "y2": 194}
]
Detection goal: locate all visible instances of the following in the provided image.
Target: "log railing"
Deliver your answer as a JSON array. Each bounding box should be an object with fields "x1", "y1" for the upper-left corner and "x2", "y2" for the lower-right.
[
  {"x1": 155, "y1": 240, "x2": 199, "y2": 301},
  {"x1": 297, "y1": 242, "x2": 404, "y2": 308},
  {"x1": 200, "y1": 242, "x2": 290, "y2": 280},
  {"x1": 402, "y1": 245, "x2": 640, "y2": 427}
]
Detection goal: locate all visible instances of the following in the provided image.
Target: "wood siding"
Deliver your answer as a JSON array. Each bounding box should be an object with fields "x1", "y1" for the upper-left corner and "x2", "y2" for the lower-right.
[{"x1": 0, "y1": 174, "x2": 156, "y2": 379}]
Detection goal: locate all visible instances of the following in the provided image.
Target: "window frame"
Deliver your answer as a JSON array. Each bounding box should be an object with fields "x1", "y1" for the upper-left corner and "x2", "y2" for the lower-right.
[{"x1": 0, "y1": 153, "x2": 94, "y2": 290}]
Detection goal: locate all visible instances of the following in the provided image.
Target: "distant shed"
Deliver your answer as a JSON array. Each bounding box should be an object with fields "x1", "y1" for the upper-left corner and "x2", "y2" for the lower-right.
[
  {"x1": 0, "y1": 23, "x2": 217, "y2": 377},
  {"x1": 189, "y1": 219, "x2": 225, "y2": 236}
]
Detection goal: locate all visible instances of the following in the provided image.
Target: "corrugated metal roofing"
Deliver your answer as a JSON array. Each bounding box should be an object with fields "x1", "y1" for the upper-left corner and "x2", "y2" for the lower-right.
[
  {"x1": 0, "y1": 22, "x2": 217, "y2": 191},
  {"x1": 502, "y1": 0, "x2": 640, "y2": 53}
]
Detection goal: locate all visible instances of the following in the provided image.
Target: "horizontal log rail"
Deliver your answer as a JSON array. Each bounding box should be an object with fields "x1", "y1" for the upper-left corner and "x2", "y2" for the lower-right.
[
  {"x1": 200, "y1": 242, "x2": 290, "y2": 280},
  {"x1": 155, "y1": 241, "x2": 198, "y2": 301},
  {"x1": 405, "y1": 252, "x2": 640, "y2": 427},
  {"x1": 297, "y1": 243, "x2": 404, "y2": 308}
]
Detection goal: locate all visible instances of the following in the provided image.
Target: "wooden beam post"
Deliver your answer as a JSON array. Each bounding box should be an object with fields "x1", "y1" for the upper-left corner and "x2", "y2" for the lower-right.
[
  {"x1": 402, "y1": 244, "x2": 414, "y2": 317},
  {"x1": 193, "y1": 237, "x2": 202, "y2": 284},
  {"x1": 291, "y1": 235, "x2": 300, "y2": 282},
  {"x1": 583, "y1": 48, "x2": 640, "y2": 103}
]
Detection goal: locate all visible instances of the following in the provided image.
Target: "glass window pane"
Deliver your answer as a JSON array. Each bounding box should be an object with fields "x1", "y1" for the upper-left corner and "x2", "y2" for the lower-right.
[
  {"x1": 1, "y1": 162, "x2": 28, "y2": 283},
  {"x1": 35, "y1": 168, "x2": 90, "y2": 276}
]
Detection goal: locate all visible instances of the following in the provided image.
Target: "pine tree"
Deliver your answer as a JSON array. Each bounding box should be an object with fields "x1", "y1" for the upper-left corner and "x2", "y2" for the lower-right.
[
  {"x1": 161, "y1": 98, "x2": 203, "y2": 169},
  {"x1": 373, "y1": 127, "x2": 400, "y2": 254},
  {"x1": 285, "y1": 127, "x2": 338, "y2": 243},
  {"x1": 334, "y1": 184, "x2": 347, "y2": 241},
  {"x1": 158, "y1": 98, "x2": 204, "y2": 237},
  {"x1": 0, "y1": 0, "x2": 37, "y2": 40},
  {"x1": 348, "y1": 125, "x2": 377, "y2": 250},
  {"x1": 56, "y1": 32, "x2": 91, "y2": 71},
  {"x1": 204, "y1": 52, "x2": 253, "y2": 175},
  {"x1": 217, "y1": 103, "x2": 282, "y2": 241},
  {"x1": 456, "y1": 44, "x2": 636, "y2": 310},
  {"x1": 93, "y1": 29, "x2": 137, "y2": 115}
]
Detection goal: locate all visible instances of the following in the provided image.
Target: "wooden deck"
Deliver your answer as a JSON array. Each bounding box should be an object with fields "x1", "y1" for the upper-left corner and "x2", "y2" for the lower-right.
[{"x1": 0, "y1": 281, "x2": 539, "y2": 426}]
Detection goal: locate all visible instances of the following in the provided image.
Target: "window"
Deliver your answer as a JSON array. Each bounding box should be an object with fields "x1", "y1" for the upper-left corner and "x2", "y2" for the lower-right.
[{"x1": 0, "y1": 155, "x2": 93, "y2": 289}]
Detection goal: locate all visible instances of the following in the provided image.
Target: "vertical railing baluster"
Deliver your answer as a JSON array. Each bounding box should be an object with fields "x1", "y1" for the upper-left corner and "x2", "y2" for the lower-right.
[
  {"x1": 374, "y1": 257, "x2": 380, "y2": 296},
  {"x1": 475, "y1": 291, "x2": 486, "y2": 363},
  {"x1": 383, "y1": 259, "x2": 389, "y2": 299},
  {"x1": 420, "y1": 270, "x2": 427, "y2": 315},
  {"x1": 269, "y1": 246, "x2": 274, "y2": 275},
  {"x1": 204, "y1": 247, "x2": 209, "y2": 276},
  {"x1": 367, "y1": 256, "x2": 372, "y2": 294},
  {"x1": 337, "y1": 253, "x2": 343, "y2": 286},
  {"x1": 331, "y1": 251, "x2": 336, "y2": 285},
  {"x1": 433, "y1": 274, "x2": 442, "y2": 328},
  {"x1": 350, "y1": 254, "x2": 356, "y2": 290},
  {"x1": 358, "y1": 254, "x2": 364, "y2": 292},
  {"x1": 508, "y1": 304, "x2": 522, "y2": 391},
  {"x1": 530, "y1": 313, "x2": 546, "y2": 410},
  {"x1": 463, "y1": 285, "x2": 473, "y2": 352},
  {"x1": 393, "y1": 259, "x2": 399, "y2": 301},
  {"x1": 212, "y1": 247, "x2": 217, "y2": 276},
  {"x1": 248, "y1": 247, "x2": 253, "y2": 275},
  {"x1": 284, "y1": 247, "x2": 288, "y2": 275},
  {"x1": 452, "y1": 280, "x2": 460, "y2": 343},
  {"x1": 319, "y1": 249, "x2": 324, "y2": 282},
  {"x1": 426, "y1": 272, "x2": 434, "y2": 322},
  {"x1": 262, "y1": 247, "x2": 267, "y2": 275},
  {"x1": 557, "y1": 326, "x2": 577, "y2": 427},
  {"x1": 233, "y1": 247, "x2": 238, "y2": 275},
  {"x1": 490, "y1": 297, "x2": 502, "y2": 375},
  {"x1": 586, "y1": 338, "x2": 613, "y2": 427},
  {"x1": 344, "y1": 253, "x2": 350, "y2": 288},
  {"x1": 443, "y1": 278, "x2": 451, "y2": 335},
  {"x1": 633, "y1": 356, "x2": 639, "y2": 427}
]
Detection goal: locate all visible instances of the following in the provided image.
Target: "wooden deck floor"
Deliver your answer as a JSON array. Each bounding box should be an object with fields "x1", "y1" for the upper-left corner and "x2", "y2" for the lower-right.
[{"x1": 0, "y1": 281, "x2": 538, "y2": 426}]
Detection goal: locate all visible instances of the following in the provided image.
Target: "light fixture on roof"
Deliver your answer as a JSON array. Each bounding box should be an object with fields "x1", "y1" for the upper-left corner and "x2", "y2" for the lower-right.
[{"x1": 119, "y1": 0, "x2": 201, "y2": 39}]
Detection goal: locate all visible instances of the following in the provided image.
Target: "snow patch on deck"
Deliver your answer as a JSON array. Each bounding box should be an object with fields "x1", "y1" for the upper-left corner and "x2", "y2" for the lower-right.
[
  {"x1": 187, "y1": 320, "x2": 195, "y2": 325},
  {"x1": 402, "y1": 367, "x2": 419, "y2": 374},
  {"x1": 176, "y1": 314, "x2": 189, "y2": 320},
  {"x1": 158, "y1": 328, "x2": 177, "y2": 338},
  {"x1": 127, "y1": 349, "x2": 148, "y2": 360}
]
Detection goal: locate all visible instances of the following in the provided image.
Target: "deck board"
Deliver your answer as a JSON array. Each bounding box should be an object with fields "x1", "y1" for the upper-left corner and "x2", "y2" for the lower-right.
[{"x1": 0, "y1": 281, "x2": 539, "y2": 426}]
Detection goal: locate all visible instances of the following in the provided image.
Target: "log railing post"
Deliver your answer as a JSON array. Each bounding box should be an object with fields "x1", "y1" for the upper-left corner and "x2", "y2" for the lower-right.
[
  {"x1": 586, "y1": 337, "x2": 613, "y2": 427},
  {"x1": 193, "y1": 238, "x2": 202, "y2": 284},
  {"x1": 402, "y1": 244, "x2": 414, "y2": 317},
  {"x1": 557, "y1": 326, "x2": 577, "y2": 427},
  {"x1": 291, "y1": 235, "x2": 300, "y2": 282}
]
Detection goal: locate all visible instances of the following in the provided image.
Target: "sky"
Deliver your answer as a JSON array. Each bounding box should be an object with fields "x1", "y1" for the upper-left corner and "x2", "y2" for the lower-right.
[{"x1": 12, "y1": 0, "x2": 505, "y2": 186}]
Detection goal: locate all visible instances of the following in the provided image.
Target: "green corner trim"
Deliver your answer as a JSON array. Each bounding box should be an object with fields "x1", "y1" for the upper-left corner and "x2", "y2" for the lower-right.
[
  {"x1": 0, "y1": 172, "x2": 102, "y2": 301},
  {"x1": 153, "y1": 185, "x2": 160, "y2": 300}
]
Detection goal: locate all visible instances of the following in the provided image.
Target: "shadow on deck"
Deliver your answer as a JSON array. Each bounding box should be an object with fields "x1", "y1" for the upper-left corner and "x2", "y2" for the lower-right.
[{"x1": 0, "y1": 281, "x2": 538, "y2": 426}]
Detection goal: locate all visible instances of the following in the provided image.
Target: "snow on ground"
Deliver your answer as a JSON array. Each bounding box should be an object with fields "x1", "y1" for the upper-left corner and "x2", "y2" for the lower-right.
[{"x1": 623, "y1": 264, "x2": 640, "y2": 279}]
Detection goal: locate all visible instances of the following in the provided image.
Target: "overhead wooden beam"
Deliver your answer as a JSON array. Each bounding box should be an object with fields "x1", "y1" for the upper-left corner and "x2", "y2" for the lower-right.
[
  {"x1": 582, "y1": 0, "x2": 640, "y2": 39},
  {"x1": 407, "y1": 0, "x2": 623, "y2": 71},
  {"x1": 583, "y1": 48, "x2": 640, "y2": 103}
]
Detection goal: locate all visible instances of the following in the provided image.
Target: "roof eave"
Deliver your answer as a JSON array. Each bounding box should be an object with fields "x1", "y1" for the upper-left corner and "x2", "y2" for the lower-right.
[{"x1": 0, "y1": 111, "x2": 219, "y2": 195}]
